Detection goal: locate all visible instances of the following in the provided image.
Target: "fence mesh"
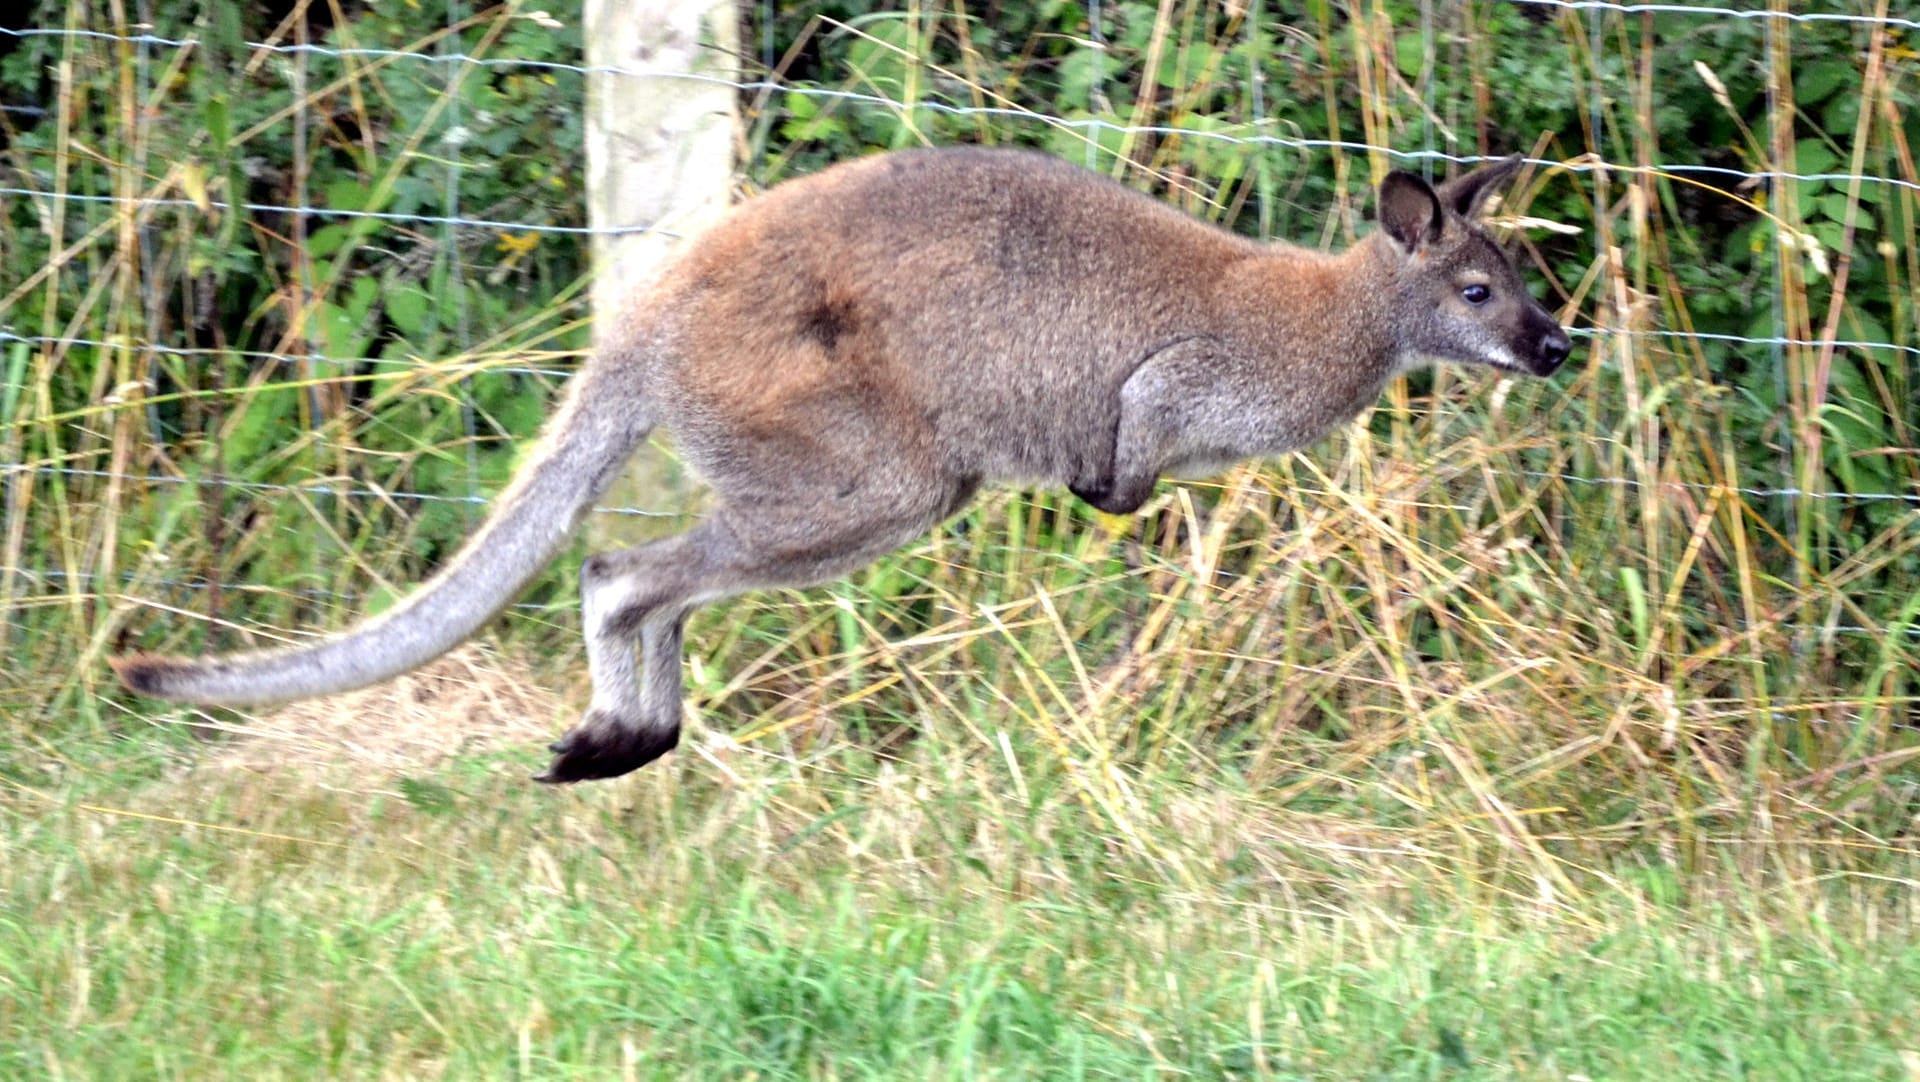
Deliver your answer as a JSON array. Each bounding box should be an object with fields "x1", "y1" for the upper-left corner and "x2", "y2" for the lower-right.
[{"x1": 2, "y1": 0, "x2": 1915, "y2": 671}]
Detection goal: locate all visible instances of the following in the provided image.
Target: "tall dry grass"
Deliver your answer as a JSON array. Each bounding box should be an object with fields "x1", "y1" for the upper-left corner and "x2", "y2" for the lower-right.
[{"x1": 0, "y1": 1, "x2": 1914, "y2": 918}]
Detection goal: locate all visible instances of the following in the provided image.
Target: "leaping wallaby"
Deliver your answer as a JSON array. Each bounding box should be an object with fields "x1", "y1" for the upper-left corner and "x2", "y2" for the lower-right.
[{"x1": 113, "y1": 147, "x2": 1571, "y2": 783}]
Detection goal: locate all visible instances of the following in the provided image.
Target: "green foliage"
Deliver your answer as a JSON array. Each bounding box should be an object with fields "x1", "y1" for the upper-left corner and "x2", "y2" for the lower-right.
[{"x1": 1, "y1": 0, "x2": 587, "y2": 606}]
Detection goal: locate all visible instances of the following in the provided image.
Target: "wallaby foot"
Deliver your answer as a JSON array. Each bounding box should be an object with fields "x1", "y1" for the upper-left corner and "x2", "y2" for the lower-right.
[{"x1": 534, "y1": 708, "x2": 680, "y2": 783}]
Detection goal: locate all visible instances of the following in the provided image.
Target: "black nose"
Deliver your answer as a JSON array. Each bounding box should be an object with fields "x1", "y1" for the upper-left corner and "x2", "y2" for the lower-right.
[{"x1": 1535, "y1": 328, "x2": 1571, "y2": 374}]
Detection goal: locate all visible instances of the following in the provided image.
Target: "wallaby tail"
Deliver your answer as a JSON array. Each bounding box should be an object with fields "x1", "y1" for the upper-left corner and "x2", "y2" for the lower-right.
[{"x1": 112, "y1": 353, "x2": 654, "y2": 706}]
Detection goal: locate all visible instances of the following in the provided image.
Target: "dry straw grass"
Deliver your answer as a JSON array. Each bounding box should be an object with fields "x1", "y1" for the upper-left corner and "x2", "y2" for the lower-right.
[
  {"x1": 1, "y1": 1, "x2": 1914, "y2": 924},
  {"x1": 186, "y1": 646, "x2": 560, "y2": 779}
]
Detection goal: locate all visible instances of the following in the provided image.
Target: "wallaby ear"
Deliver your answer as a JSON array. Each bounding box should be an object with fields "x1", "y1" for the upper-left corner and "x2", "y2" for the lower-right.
[
  {"x1": 1435, "y1": 154, "x2": 1524, "y2": 221},
  {"x1": 1376, "y1": 170, "x2": 1444, "y2": 252}
]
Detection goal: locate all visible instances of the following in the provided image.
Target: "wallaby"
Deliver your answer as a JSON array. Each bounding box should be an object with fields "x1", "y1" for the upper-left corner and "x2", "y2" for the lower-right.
[{"x1": 113, "y1": 146, "x2": 1571, "y2": 783}]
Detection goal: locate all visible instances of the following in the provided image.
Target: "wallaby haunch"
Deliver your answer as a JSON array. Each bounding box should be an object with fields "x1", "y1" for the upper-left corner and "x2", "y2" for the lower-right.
[{"x1": 113, "y1": 147, "x2": 1571, "y2": 783}]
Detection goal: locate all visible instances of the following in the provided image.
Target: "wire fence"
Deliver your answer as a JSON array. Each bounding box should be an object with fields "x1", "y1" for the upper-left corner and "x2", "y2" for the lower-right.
[{"x1": 2, "y1": 0, "x2": 1916, "y2": 647}]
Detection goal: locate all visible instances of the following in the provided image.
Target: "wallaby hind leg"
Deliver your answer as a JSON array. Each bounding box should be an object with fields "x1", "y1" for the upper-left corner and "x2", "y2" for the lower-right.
[
  {"x1": 536, "y1": 486, "x2": 964, "y2": 783},
  {"x1": 536, "y1": 605, "x2": 691, "y2": 784},
  {"x1": 533, "y1": 523, "x2": 728, "y2": 783}
]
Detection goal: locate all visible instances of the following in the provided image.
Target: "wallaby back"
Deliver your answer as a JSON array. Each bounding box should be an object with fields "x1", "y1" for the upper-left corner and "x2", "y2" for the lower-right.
[{"x1": 646, "y1": 148, "x2": 1565, "y2": 500}]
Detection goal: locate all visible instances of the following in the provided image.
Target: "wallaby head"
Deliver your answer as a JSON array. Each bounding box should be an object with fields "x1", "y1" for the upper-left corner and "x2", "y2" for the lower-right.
[
  {"x1": 113, "y1": 146, "x2": 1571, "y2": 786},
  {"x1": 1373, "y1": 156, "x2": 1571, "y2": 378}
]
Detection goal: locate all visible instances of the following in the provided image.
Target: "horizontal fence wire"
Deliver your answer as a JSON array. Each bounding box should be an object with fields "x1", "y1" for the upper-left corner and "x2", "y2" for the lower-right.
[
  {"x1": 6, "y1": 326, "x2": 1920, "y2": 391},
  {"x1": 4, "y1": 25, "x2": 1920, "y2": 196},
  {"x1": 11, "y1": 559, "x2": 1913, "y2": 642},
  {"x1": 1, "y1": 4, "x2": 1914, "y2": 647},
  {"x1": 0, "y1": 331, "x2": 576, "y2": 379},
  {"x1": 0, "y1": 187, "x2": 679, "y2": 237},
  {"x1": 9, "y1": 467, "x2": 683, "y2": 519}
]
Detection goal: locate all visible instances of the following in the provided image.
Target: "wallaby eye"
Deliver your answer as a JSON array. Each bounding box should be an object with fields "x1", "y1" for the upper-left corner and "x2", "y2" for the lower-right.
[{"x1": 1461, "y1": 283, "x2": 1492, "y2": 306}]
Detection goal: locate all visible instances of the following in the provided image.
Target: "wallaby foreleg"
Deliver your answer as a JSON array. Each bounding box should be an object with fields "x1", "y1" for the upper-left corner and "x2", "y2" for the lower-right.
[{"x1": 1070, "y1": 337, "x2": 1242, "y2": 515}]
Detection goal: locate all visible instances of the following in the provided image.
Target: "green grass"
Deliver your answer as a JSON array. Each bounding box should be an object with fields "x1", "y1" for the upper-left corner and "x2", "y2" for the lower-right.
[{"x1": 5, "y1": 748, "x2": 1916, "y2": 1081}]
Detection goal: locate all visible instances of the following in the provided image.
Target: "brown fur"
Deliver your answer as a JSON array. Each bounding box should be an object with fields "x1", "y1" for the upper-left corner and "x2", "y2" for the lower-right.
[{"x1": 113, "y1": 147, "x2": 1570, "y2": 783}]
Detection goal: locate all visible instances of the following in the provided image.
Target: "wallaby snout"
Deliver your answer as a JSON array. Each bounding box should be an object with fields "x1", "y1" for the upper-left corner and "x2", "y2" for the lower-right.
[{"x1": 1531, "y1": 322, "x2": 1574, "y2": 377}]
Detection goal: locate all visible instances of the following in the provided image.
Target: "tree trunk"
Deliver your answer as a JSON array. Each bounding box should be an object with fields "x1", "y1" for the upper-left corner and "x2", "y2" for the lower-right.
[{"x1": 583, "y1": 0, "x2": 739, "y2": 544}]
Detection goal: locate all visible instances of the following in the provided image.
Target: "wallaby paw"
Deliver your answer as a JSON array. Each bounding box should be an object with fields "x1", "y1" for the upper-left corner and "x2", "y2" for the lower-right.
[{"x1": 533, "y1": 711, "x2": 680, "y2": 784}]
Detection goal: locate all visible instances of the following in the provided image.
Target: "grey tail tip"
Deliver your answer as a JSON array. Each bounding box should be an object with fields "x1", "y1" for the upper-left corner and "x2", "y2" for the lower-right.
[{"x1": 109, "y1": 653, "x2": 187, "y2": 698}]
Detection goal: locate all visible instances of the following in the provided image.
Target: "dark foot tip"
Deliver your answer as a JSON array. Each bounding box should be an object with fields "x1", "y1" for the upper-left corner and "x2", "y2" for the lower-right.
[
  {"x1": 1070, "y1": 479, "x2": 1149, "y2": 516},
  {"x1": 1068, "y1": 480, "x2": 1110, "y2": 507},
  {"x1": 110, "y1": 652, "x2": 187, "y2": 698},
  {"x1": 534, "y1": 712, "x2": 680, "y2": 784}
]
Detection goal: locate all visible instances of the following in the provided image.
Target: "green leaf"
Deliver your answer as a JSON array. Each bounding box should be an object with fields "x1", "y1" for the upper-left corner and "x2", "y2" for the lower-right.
[
  {"x1": 1818, "y1": 193, "x2": 1872, "y2": 230},
  {"x1": 1795, "y1": 179, "x2": 1830, "y2": 220},
  {"x1": 318, "y1": 299, "x2": 374, "y2": 361},
  {"x1": 1821, "y1": 94, "x2": 1860, "y2": 136},
  {"x1": 1058, "y1": 48, "x2": 1116, "y2": 110},
  {"x1": 307, "y1": 224, "x2": 347, "y2": 260},
  {"x1": 204, "y1": 95, "x2": 231, "y2": 147},
  {"x1": 385, "y1": 283, "x2": 433, "y2": 339},
  {"x1": 1793, "y1": 139, "x2": 1838, "y2": 177},
  {"x1": 1818, "y1": 406, "x2": 1896, "y2": 495},
  {"x1": 325, "y1": 179, "x2": 371, "y2": 212},
  {"x1": 349, "y1": 275, "x2": 379, "y2": 312},
  {"x1": 1794, "y1": 59, "x2": 1855, "y2": 105},
  {"x1": 226, "y1": 384, "x2": 299, "y2": 466},
  {"x1": 1618, "y1": 566, "x2": 1649, "y2": 653},
  {"x1": 1395, "y1": 32, "x2": 1426, "y2": 78}
]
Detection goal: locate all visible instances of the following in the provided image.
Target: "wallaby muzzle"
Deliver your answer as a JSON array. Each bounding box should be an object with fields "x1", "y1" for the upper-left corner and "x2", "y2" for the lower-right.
[{"x1": 1527, "y1": 310, "x2": 1573, "y2": 376}]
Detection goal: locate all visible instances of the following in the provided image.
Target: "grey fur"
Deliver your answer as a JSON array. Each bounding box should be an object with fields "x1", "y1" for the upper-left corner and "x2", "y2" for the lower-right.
[{"x1": 113, "y1": 147, "x2": 1571, "y2": 783}]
